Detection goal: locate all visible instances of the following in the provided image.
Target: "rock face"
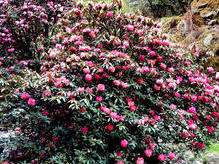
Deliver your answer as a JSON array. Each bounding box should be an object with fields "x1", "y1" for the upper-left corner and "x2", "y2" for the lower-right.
[
  {"x1": 203, "y1": 34, "x2": 214, "y2": 46},
  {"x1": 205, "y1": 153, "x2": 219, "y2": 164},
  {"x1": 161, "y1": 0, "x2": 219, "y2": 70},
  {"x1": 127, "y1": 0, "x2": 193, "y2": 18},
  {"x1": 185, "y1": 149, "x2": 219, "y2": 164}
]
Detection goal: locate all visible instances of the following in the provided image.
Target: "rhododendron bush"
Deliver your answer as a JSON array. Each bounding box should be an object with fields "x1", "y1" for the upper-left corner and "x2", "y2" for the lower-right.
[{"x1": 0, "y1": 0, "x2": 218, "y2": 163}]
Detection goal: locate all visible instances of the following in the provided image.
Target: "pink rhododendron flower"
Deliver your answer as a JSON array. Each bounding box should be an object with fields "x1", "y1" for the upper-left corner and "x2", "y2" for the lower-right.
[
  {"x1": 40, "y1": 152, "x2": 45, "y2": 158},
  {"x1": 89, "y1": 31, "x2": 95, "y2": 38},
  {"x1": 150, "y1": 51, "x2": 156, "y2": 57},
  {"x1": 85, "y1": 74, "x2": 92, "y2": 82},
  {"x1": 117, "y1": 151, "x2": 122, "y2": 157},
  {"x1": 42, "y1": 90, "x2": 51, "y2": 97},
  {"x1": 160, "y1": 63, "x2": 166, "y2": 69},
  {"x1": 139, "y1": 55, "x2": 145, "y2": 61},
  {"x1": 3, "y1": 162, "x2": 10, "y2": 164},
  {"x1": 106, "y1": 11, "x2": 114, "y2": 17},
  {"x1": 149, "y1": 143, "x2": 155, "y2": 150},
  {"x1": 170, "y1": 104, "x2": 177, "y2": 110},
  {"x1": 97, "y1": 84, "x2": 105, "y2": 91},
  {"x1": 191, "y1": 95, "x2": 197, "y2": 101},
  {"x1": 174, "y1": 92, "x2": 181, "y2": 98},
  {"x1": 15, "y1": 127, "x2": 21, "y2": 134},
  {"x1": 156, "y1": 79, "x2": 163, "y2": 85},
  {"x1": 194, "y1": 52, "x2": 199, "y2": 56},
  {"x1": 188, "y1": 106, "x2": 196, "y2": 114},
  {"x1": 83, "y1": 68, "x2": 90, "y2": 74},
  {"x1": 144, "y1": 149, "x2": 152, "y2": 157},
  {"x1": 121, "y1": 139, "x2": 128, "y2": 148},
  {"x1": 130, "y1": 105, "x2": 136, "y2": 112},
  {"x1": 21, "y1": 92, "x2": 30, "y2": 100},
  {"x1": 154, "y1": 115, "x2": 161, "y2": 122},
  {"x1": 126, "y1": 24, "x2": 134, "y2": 31},
  {"x1": 178, "y1": 158, "x2": 184, "y2": 162},
  {"x1": 136, "y1": 157, "x2": 144, "y2": 164},
  {"x1": 137, "y1": 119, "x2": 146, "y2": 125},
  {"x1": 207, "y1": 67, "x2": 214, "y2": 73},
  {"x1": 142, "y1": 66, "x2": 149, "y2": 72},
  {"x1": 207, "y1": 126, "x2": 214, "y2": 133},
  {"x1": 114, "y1": 80, "x2": 121, "y2": 86},
  {"x1": 42, "y1": 111, "x2": 49, "y2": 116},
  {"x1": 96, "y1": 96, "x2": 103, "y2": 102},
  {"x1": 81, "y1": 126, "x2": 88, "y2": 133},
  {"x1": 168, "y1": 67, "x2": 175, "y2": 73},
  {"x1": 168, "y1": 82, "x2": 176, "y2": 88},
  {"x1": 157, "y1": 23, "x2": 162, "y2": 28},
  {"x1": 187, "y1": 119, "x2": 194, "y2": 125},
  {"x1": 79, "y1": 107, "x2": 86, "y2": 112},
  {"x1": 86, "y1": 87, "x2": 93, "y2": 94},
  {"x1": 103, "y1": 107, "x2": 111, "y2": 115},
  {"x1": 117, "y1": 161, "x2": 124, "y2": 164},
  {"x1": 106, "y1": 124, "x2": 114, "y2": 131},
  {"x1": 189, "y1": 124, "x2": 197, "y2": 130},
  {"x1": 168, "y1": 152, "x2": 176, "y2": 159},
  {"x1": 28, "y1": 98, "x2": 36, "y2": 106},
  {"x1": 216, "y1": 72, "x2": 219, "y2": 79},
  {"x1": 154, "y1": 85, "x2": 160, "y2": 91},
  {"x1": 95, "y1": 74, "x2": 101, "y2": 80},
  {"x1": 162, "y1": 41, "x2": 169, "y2": 46},
  {"x1": 183, "y1": 131, "x2": 189, "y2": 138},
  {"x1": 158, "y1": 154, "x2": 166, "y2": 162},
  {"x1": 156, "y1": 56, "x2": 163, "y2": 62},
  {"x1": 115, "y1": 39, "x2": 121, "y2": 46},
  {"x1": 77, "y1": 87, "x2": 85, "y2": 93},
  {"x1": 197, "y1": 143, "x2": 205, "y2": 149},
  {"x1": 121, "y1": 82, "x2": 128, "y2": 88},
  {"x1": 127, "y1": 98, "x2": 134, "y2": 106},
  {"x1": 190, "y1": 133, "x2": 196, "y2": 138},
  {"x1": 123, "y1": 40, "x2": 129, "y2": 48},
  {"x1": 8, "y1": 48, "x2": 14, "y2": 52},
  {"x1": 109, "y1": 66, "x2": 115, "y2": 73}
]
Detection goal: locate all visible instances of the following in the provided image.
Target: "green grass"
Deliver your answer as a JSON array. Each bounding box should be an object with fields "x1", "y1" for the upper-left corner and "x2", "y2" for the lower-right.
[{"x1": 207, "y1": 143, "x2": 219, "y2": 154}]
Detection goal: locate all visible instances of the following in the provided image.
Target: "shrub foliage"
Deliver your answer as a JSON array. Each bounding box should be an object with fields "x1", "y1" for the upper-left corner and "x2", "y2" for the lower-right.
[{"x1": 0, "y1": 0, "x2": 218, "y2": 163}]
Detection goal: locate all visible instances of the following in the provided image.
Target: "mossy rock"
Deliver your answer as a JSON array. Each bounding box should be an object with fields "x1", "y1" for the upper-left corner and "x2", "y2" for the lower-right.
[
  {"x1": 160, "y1": 16, "x2": 182, "y2": 33},
  {"x1": 192, "y1": 0, "x2": 219, "y2": 9}
]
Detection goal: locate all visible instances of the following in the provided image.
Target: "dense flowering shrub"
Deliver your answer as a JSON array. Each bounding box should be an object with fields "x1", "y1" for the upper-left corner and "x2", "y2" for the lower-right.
[
  {"x1": 0, "y1": 0, "x2": 74, "y2": 62},
  {"x1": 0, "y1": 0, "x2": 218, "y2": 163}
]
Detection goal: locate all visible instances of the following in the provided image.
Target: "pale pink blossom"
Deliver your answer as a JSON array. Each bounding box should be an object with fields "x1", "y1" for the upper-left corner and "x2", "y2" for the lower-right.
[
  {"x1": 121, "y1": 82, "x2": 128, "y2": 88},
  {"x1": 170, "y1": 104, "x2": 177, "y2": 110},
  {"x1": 207, "y1": 67, "x2": 214, "y2": 73},
  {"x1": 114, "y1": 80, "x2": 121, "y2": 86},
  {"x1": 136, "y1": 157, "x2": 144, "y2": 164},
  {"x1": 77, "y1": 87, "x2": 85, "y2": 92},
  {"x1": 97, "y1": 84, "x2": 105, "y2": 91},
  {"x1": 156, "y1": 79, "x2": 163, "y2": 85},
  {"x1": 28, "y1": 98, "x2": 36, "y2": 106},
  {"x1": 189, "y1": 124, "x2": 197, "y2": 130},
  {"x1": 126, "y1": 24, "x2": 134, "y2": 31},
  {"x1": 83, "y1": 68, "x2": 90, "y2": 74}
]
